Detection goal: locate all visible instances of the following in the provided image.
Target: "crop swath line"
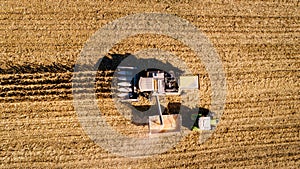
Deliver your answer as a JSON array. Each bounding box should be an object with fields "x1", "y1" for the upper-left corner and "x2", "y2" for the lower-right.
[{"x1": 0, "y1": 68, "x2": 116, "y2": 102}]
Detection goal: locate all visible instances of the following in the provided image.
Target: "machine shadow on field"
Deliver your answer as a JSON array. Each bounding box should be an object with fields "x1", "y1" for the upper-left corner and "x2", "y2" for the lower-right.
[{"x1": 95, "y1": 53, "x2": 184, "y2": 97}]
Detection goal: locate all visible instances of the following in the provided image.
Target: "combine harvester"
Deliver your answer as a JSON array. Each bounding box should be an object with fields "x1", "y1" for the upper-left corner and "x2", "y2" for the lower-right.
[{"x1": 115, "y1": 66, "x2": 200, "y2": 135}]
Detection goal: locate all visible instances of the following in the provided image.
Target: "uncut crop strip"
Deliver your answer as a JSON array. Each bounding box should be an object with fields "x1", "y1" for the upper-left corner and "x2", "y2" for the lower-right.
[{"x1": 0, "y1": 70, "x2": 116, "y2": 102}]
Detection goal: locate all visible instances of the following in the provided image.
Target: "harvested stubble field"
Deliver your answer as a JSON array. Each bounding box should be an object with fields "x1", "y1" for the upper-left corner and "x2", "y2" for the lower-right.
[{"x1": 1, "y1": 0, "x2": 299, "y2": 168}]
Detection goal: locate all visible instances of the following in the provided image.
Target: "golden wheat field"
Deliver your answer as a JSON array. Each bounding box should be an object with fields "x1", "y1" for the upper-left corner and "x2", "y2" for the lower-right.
[{"x1": 1, "y1": 0, "x2": 299, "y2": 168}]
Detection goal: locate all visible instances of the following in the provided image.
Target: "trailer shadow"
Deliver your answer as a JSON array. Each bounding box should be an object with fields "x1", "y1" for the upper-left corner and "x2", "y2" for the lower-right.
[{"x1": 130, "y1": 102, "x2": 213, "y2": 130}]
